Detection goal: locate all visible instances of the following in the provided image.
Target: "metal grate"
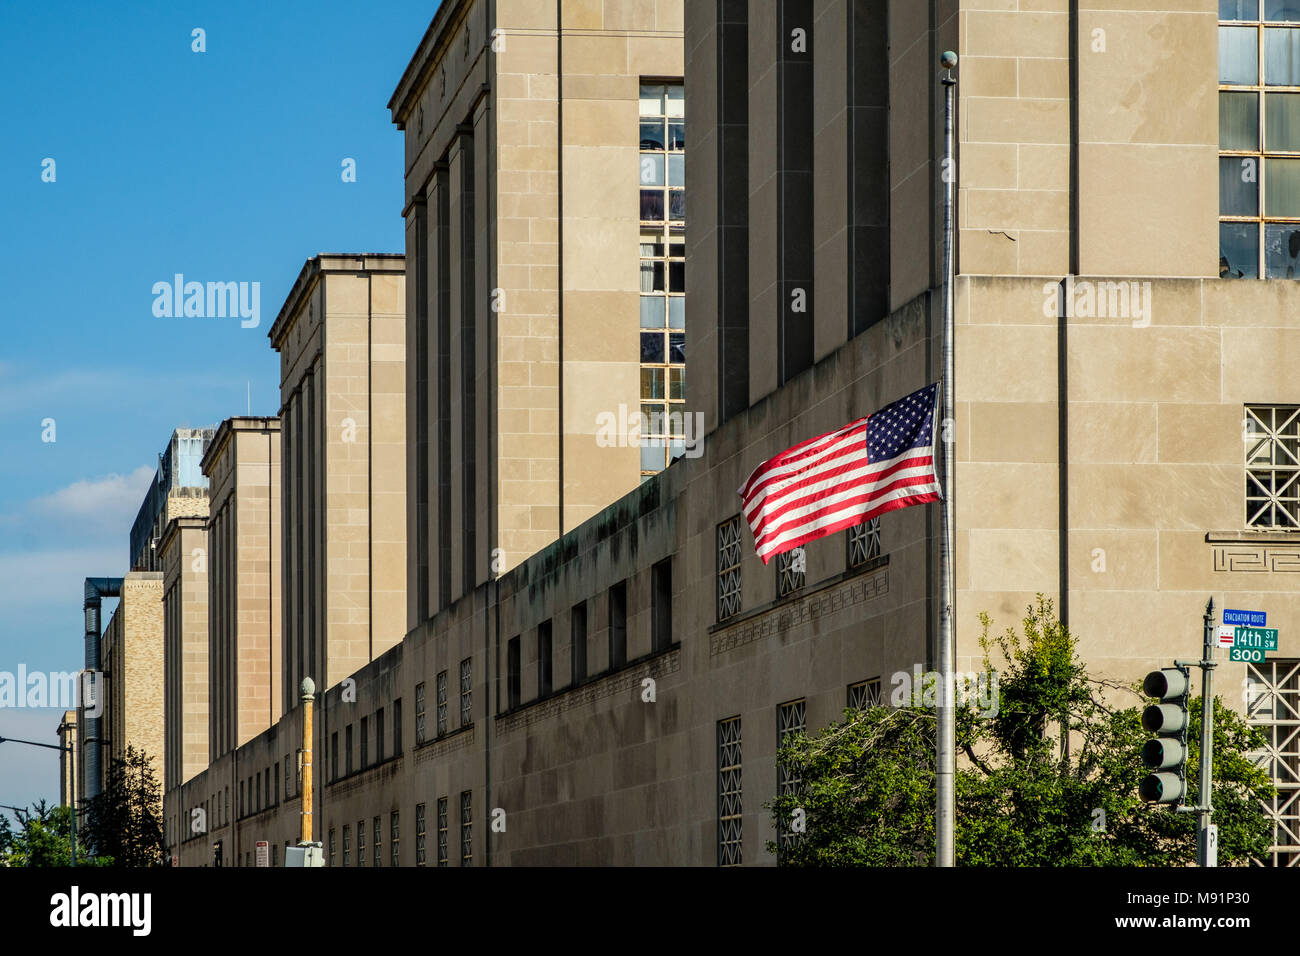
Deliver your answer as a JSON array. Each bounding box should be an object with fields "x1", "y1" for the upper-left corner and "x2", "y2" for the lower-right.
[
  {"x1": 1247, "y1": 658, "x2": 1300, "y2": 866},
  {"x1": 415, "y1": 682, "x2": 426, "y2": 745},
  {"x1": 717, "y1": 716, "x2": 743, "y2": 866},
  {"x1": 776, "y1": 547, "x2": 805, "y2": 596},
  {"x1": 717, "y1": 517, "x2": 743, "y2": 621},
  {"x1": 777, "y1": 699, "x2": 806, "y2": 855},
  {"x1": 847, "y1": 517, "x2": 881, "y2": 568},
  {"x1": 460, "y1": 790, "x2": 473, "y2": 866},
  {"x1": 437, "y1": 796, "x2": 448, "y2": 867},
  {"x1": 848, "y1": 677, "x2": 882, "y2": 711},
  {"x1": 437, "y1": 671, "x2": 448, "y2": 736},
  {"x1": 460, "y1": 659, "x2": 473, "y2": 727},
  {"x1": 1246, "y1": 406, "x2": 1300, "y2": 528},
  {"x1": 415, "y1": 803, "x2": 426, "y2": 867}
]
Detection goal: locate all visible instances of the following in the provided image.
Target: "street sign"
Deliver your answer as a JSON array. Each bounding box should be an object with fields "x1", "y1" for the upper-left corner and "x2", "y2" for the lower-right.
[
  {"x1": 1200, "y1": 824, "x2": 1218, "y2": 867},
  {"x1": 256, "y1": 840, "x2": 269, "y2": 867},
  {"x1": 1230, "y1": 646, "x2": 1268, "y2": 663},
  {"x1": 1233, "y1": 626, "x2": 1278, "y2": 651},
  {"x1": 1223, "y1": 608, "x2": 1266, "y2": 627},
  {"x1": 1217, "y1": 625, "x2": 1236, "y2": 648}
]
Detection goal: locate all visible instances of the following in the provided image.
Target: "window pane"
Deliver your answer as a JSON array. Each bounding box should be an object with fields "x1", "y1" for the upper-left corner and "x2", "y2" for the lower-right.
[
  {"x1": 1268, "y1": 92, "x2": 1300, "y2": 147},
  {"x1": 640, "y1": 189, "x2": 664, "y2": 221},
  {"x1": 642, "y1": 404, "x2": 666, "y2": 434},
  {"x1": 1221, "y1": 156, "x2": 1259, "y2": 214},
  {"x1": 669, "y1": 190, "x2": 686, "y2": 221},
  {"x1": 640, "y1": 231, "x2": 664, "y2": 256},
  {"x1": 1266, "y1": 223, "x2": 1300, "y2": 276},
  {"x1": 669, "y1": 367, "x2": 684, "y2": 400},
  {"x1": 1267, "y1": 156, "x2": 1300, "y2": 212},
  {"x1": 668, "y1": 154, "x2": 685, "y2": 186},
  {"x1": 640, "y1": 120, "x2": 665, "y2": 149},
  {"x1": 668, "y1": 121, "x2": 685, "y2": 150},
  {"x1": 1266, "y1": 27, "x2": 1300, "y2": 84},
  {"x1": 641, "y1": 367, "x2": 665, "y2": 399},
  {"x1": 640, "y1": 442, "x2": 664, "y2": 472},
  {"x1": 1223, "y1": 0, "x2": 1259, "y2": 17},
  {"x1": 1221, "y1": 221, "x2": 1259, "y2": 277},
  {"x1": 639, "y1": 261, "x2": 655, "y2": 293},
  {"x1": 641, "y1": 332, "x2": 664, "y2": 363},
  {"x1": 667, "y1": 296, "x2": 684, "y2": 329},
  {"x1": 1266, "y1": 0, "x2": 1300, "y2": 21},
  {"x1": 1221, "y1": 26, "x2": 1259, "y2": 83},
  {"x1": 1221, "y1": 91, "x2": 1259, "y2": 148},
  {"x1": 668, "y1": 332, "x2": 685, "y2": 363},
  {"x1": 652, "y1": 261, "x2": 665, "y2": 291},
  {"x1": 641, "y1": 295, "x2": 664, "y2": 327},
  {"x1": 639, "y1": 153, "x2": 664, "y2": 186},
  {"x1": 639, "y1": 84, "x2": 664, "y2": 115},
  {"x1": 669, "y1": 260, "x2": 685, "y2": 292},
  {"x1": 666, "y1": 85, "x2": 684, "y2": 117}
]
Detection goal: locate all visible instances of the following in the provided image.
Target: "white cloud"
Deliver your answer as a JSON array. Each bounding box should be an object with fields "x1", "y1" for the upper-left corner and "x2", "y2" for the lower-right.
[{"x1": 29, "y1": 466, "x2": 154, "y2": 531}]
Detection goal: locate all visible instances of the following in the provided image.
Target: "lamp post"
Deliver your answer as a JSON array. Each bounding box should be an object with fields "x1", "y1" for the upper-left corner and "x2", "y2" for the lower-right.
[{"x1": 0, "y1": 734, "x2": 78, "y2": 866}]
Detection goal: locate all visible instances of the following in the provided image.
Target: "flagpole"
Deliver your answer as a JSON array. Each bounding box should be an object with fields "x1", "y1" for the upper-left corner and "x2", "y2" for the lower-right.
[{"x1": 936, "y1": 50, "x2": 958, "y2": 869}]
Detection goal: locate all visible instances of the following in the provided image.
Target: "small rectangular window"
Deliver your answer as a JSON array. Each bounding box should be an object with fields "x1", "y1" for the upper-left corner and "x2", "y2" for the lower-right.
[
  {"x1": 416, "y1": 803, "x2": 426, "y2": 867},
  {"x1": 416, "y1": 682, "x2": 427, "y2": 744},
  {"x1": 717, "y1": 717, "x2": 742, "y2": 866},
  {"x1": 342, "y1": 825, "x2": 350, "y2": 867},
  {"x1": 357, "y1": 819, "x2": 366, "y2": 866},
  {"x1": 360, "y1": 716, "x2": 369, "y2": 768},
  {"x1": 376, "y1": 707, "x2": 385, "y2": 763},
  {"x1": 717, "y1": 517, "x2": 742, "y2": 621},
  {"x1": 460, "y1": 658, "x2": 473, "y2": 726},
  {"x1": 437, "y1": 797, "x2": 449, "y2": 866},
  {"x1": 436, "y1": 671, "x2": 448, "y2": 736},
  {"x1": 393, "y1": 698, "x2": 402, "y2": 755},
  {"x1": 373, "y1": 816, "x2": 382, "y2": 868},
  {"x1": 460, "y1": 790, "x2": 473, "y2": 866},
  {"x1": 331, "y1": 732, "x2": 338, "y2": 781},
  {"x1": 346, "y1": 725, "x2": 354, "y2": 775}
]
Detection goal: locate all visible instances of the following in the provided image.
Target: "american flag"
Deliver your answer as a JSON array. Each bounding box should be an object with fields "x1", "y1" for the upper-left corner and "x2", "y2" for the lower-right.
[{"x1": 738, "y1": 383, "x2": 942, "y2": 563}]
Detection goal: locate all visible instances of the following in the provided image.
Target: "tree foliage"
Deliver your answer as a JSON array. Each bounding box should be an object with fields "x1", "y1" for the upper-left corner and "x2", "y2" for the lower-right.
[
  {"x1": 768, "y1": 596, "x2": 1276, "y2": 865},
  {"x1": 83, "y1": 745, "x2": 166, "y2": 867},
  {"x1": 0, "y1": 799, "x2": 107, "y2": 867}
]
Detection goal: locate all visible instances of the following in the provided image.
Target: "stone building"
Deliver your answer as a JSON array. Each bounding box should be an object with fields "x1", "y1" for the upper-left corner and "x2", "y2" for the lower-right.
[{"x1": 159, "y1": 0, "x2": 1300, "y2": 867}]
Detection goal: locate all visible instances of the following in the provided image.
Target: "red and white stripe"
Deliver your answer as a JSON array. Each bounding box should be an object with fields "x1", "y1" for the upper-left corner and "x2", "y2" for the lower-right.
[{"x1": 738, "y1": 418, "x2": 940, "y2": 564}]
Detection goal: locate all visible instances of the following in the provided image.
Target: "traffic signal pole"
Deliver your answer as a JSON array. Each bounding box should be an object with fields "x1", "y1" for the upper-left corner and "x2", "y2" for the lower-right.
[{"x1": 1195, "y1": 598, "x2": 1217, "y2": 867}]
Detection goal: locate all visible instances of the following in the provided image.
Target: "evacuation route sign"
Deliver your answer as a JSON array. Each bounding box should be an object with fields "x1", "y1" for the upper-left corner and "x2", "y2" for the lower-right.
[{"x1": 1223, "y1": 608, "x2": 1266, "y2": 627}]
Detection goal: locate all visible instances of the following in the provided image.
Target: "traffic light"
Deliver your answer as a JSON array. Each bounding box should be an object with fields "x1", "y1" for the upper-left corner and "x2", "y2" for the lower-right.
[{"x1": 1139, "y1": 666, "x2": 1190, "y2": 804}]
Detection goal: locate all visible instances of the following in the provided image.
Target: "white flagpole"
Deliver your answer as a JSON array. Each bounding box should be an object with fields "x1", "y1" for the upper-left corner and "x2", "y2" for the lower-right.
[{"x1": 936, "y1": 51, "x2": 959, "y2": 868}]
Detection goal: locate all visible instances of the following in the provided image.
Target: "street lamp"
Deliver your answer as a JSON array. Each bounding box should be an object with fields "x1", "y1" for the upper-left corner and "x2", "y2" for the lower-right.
[{"x1": 0, "y1": 734, "x2": 79, "y2": 866}]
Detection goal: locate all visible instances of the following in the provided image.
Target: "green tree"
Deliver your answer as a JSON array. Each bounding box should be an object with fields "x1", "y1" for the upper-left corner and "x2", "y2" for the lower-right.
[
  {"x1": 83, "y1": 745, "x2": 166, "y2": 867},
  {"x1": 0, "y1": 800, "x2": 107, "y2": 867},
  {"x1": 768, "y1": 596, "x2": 1276, "y2": 865}
]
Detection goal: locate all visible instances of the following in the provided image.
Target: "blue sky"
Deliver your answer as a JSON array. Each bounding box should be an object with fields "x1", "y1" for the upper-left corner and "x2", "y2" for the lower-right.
[{"x1": 0, "y1": 0, "x2": 435, "y2": 818}]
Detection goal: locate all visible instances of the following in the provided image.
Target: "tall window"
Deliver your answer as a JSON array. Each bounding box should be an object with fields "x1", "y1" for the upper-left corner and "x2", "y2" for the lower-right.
[
  {"x1": 373, "y1": 816, "x2": 382, "y2": 868},
  {"x1": 360, "y1": 716, "x2": 369, "y2": 768},
  {"x1": 390, "y1": 811, "x2": 400, "y2": 867},
  {"x1": 1246, "y1": 405, "x2": 1300, "y2": 527},
  {"x1": 460, "y1": 658, "x2": 473, "y2": 726},
  {"x1": 847, "y1": 517, "x2": 882, "y2": 568},
  {"x1": 416, "y1": 681, "x2": 427, "y2": 744},
  {"x1": 777, "y1": 699, "x2": 807, "y2": 856},
  {"x1": 639, "y1": 81, "x2": 687, "y2": 480},
  {"x1": 717, "y1": 517, "x2": 743, "y2": 621},
  {"x1": 508, "y1": 636, "x2": 522, "y2": 709},
  {"x1": 717, "y1": 716, "x2": 743, "y2": 866},
  {"x1": 436, "y1": 670, "x2": 448, "y2": 736},
  {"x1": 437, "y1": 796, "x2": 449, "y2": 867},
  {"x1": 608, "y1": 581, "x2": 628, "y2": 669},
  {"x1": 652, "y1": 557, "x2": 673, "y2": 652},
  {"x1": 331, "y1": 732, "x2": 338, "y2": 781},
  {"x1": 376, "y1": 707, "x2": 385, "y2": 763},
  {"x1": 1245, "y1": 658, "x2": 1300, "y2": 865},
  {"x1": 538, "y1": 620, "x2": 553, "y2": 697},
  {"x1": 571, "y1": 601, "x2": 588, "y2": 684},
  {"x1": 1219, "y1": 2, "x2": 1300, "y2": 278},
  {"x1": 357, "y1": 819, "x2": 366, "y2": 866},
  {"x1": 328, "y1": 827, "x2": 336, "y2": 867},
  {"x1": 393, "y1": 698, "x2": 402, "y2": 756},
  {"x1": 345, "y1": 724, "x2": 353, "y2": 775},
  {"x1": 776, "y1": 547, "x2": 805, "y2": 597},
  {"x1": 342, "y1": 824, "x2": 351, "y2": 867},
  {"x1": 416, "y1": 803, "x2": 427, "y2": 867},
  {"x1": 460, "y1": 790, "x2": 473, "y2": 866}
]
